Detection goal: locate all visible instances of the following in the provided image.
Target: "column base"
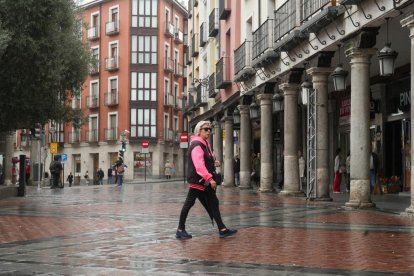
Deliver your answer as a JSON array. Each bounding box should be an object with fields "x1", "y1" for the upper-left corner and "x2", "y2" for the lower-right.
[
  {"x1": 259, "y1": 187, "x2": 275, "y2": 193},
  {"x1": 401, "y1": 206, "x2": 414, "y2": 217},
  {"x1": 345, "y1": 200, "x2": 376, "y2": 209},
  {"x1": 279, "y1": 190, "x2": 305, "y2": 197},
  {"x1": 314, "y1": 197, "x2": 333, "y2": 202}
]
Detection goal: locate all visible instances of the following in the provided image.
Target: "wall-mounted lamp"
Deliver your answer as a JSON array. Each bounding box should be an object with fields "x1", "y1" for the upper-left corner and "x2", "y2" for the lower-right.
[
  {"x1": 378, "y1": 18, "x2": 398, "y2": 77},
  {"x1": 331, "y1": 45, "x2": 348, "y2": 92},
  {"x1": 233, "y1": 107, "x2": 241, "y2": 125},
  {"x1": 249, "y1": 101, "x2": 260, "y2": 120},
  {"x1": 272, "y1": 93, "x2": 284, "y2": 112}
]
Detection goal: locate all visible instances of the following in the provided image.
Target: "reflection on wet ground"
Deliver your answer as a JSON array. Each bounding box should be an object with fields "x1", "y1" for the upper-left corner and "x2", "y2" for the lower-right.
[{"x1": 0, "y1": 182, "x2": 413, "y2": 275}]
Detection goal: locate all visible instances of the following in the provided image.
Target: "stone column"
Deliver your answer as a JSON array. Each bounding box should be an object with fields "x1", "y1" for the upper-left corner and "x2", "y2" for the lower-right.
[
  {"x1": 258, "y1": 94, "x2": 274, "y2": 192},
  {"x1": 4, "y1": 132, "x2": 14, "y2": 185},
  {"x1": 239, "y1": 105, "x2": 252, "y2": 189},
  {"x1": 279, "y1": 83, "x2": 303, "y2": 196},
  {"x1": 223, "y1": 117, "x2": 234, "y2": 187},
  {"x1": 344, "y1": 47, "x2": 377, "y2": 209},
  {"x1": 213, "y1": 121, "x2": 223, "y2": 174},
  {"x1": 307, "y1": 67, "x2": 332, "y2": 201},
  {"x1": 401, "y1": 13, "x2": 414, "y2": 216}
]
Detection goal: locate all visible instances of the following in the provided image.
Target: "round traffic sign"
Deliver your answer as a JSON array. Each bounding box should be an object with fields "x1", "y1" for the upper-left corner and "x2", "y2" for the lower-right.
[
  {"x1": 180, "y1": 133, "x2": 188, "y2": 142},
  {"x1": 142, "y1": 140, "x2": 149, "y2": 148}
]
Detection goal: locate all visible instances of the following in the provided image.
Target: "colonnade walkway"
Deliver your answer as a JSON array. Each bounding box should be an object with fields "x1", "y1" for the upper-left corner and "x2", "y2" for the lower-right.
[{"x1": 0, "y1": 181, "x2": 413, "y2": 275}]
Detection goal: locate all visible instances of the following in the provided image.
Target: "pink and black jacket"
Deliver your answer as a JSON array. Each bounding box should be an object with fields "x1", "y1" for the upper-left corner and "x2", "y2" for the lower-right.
[{"x1": 187, "y1": 136, "x2": 215, "y2": 191}]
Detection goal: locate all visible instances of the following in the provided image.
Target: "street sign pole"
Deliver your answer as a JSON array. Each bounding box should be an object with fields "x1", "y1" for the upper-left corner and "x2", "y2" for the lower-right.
[{"x1": 144, "y1": 153, "x2": 146, "y2": 182}]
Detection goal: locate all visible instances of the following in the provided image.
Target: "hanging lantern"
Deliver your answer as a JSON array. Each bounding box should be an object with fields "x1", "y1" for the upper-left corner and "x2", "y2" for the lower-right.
[
  {"x1": 300, "y1": 80, "x2": 313, "y2": 105},
  {"x1": 272, "y1": 93, "x2": 283, "y2": 112},
  {"x1": 249, "y1": 101, "x2": 260, "y2": 120},
  {"x1": 233, "y1": 107, "x2": 241, "y2": 125},
  {"x1": 331, "y1": 64, "x2": 348, "y2": 92},
  {"x1": 378, "y1": 18, "x2": 398, "y2": 77}
]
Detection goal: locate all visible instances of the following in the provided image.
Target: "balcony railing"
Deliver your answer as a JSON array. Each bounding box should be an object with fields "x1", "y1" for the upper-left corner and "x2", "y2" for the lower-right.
[
  {"x1": 68, "y1": 131, "x2": 81, "y2": 144},
  {"x1": 89, "y1": 62, "x2": 99, "y2": 75},
  {"x1": 86, "y1": 96, "x2": 99, "y2": 108},
  {"x1": 191, "y1": 34, "x2": 199, "y2": 57},
  {"x1": 105, "y1": 20, "x2": 119, "y2": 35},
  {"x1": 87, "y1": 26, "x2": 100, "y2": 40},
  {"x1": 165, "y1": 21, "x2": 174, "y2": 37},
  {"x1": 175, "y1": 97, "x2": 183, "y2": 109},
  {"x1": 196, "y1": 85, "x2": 208, "y2": 106},
  {"x1": 208, "y1": 73, "x2": 217, "y2": 98},
  {"x1": 200, "y1": 22, "x2": 207, "y2": 47},
  {"x1": 209, "y1": 8, "x2": 219, "y2": 37},
  {"x1": 86, "y1": 129, "x2": 98, "y2": 143},
  {"x1": 219, "y1": 0, "x2": 231, "y2": 20},
  {"x1": 185, "y1": 47, "x2": 192, "y2": 65},
  {"x1": 165, "y1": 129, "x2": 174, "y2": 141},
  {"x1": 174, "y1": 61, "x2": 183, "y2": 77},
  {"x1": 164, "y1": 94, "x2": 174, "y2": 107},
  {"x1": 105, "y1": 56, "x2": 119, "y2": 71},
  {"x1": 234, "y1": 41, "x2": 253, "y2": 75},
  {"x1": 164, "y1": 57, "x2": 174, "y2": 72},
  {"x1": 104, "y1": 91, "x2": 118, "y2": 106},
  {"x1": 174, "y1": 28, "x2": 183, "y2": 43},
  {"x1": 216, "y1": 57, "x2": 231, "y2": 89},
  {"x1": 72, "y1": 98, "x2": 81, "y2": 110},
  {"x1": 302, "y1": 0, "x2": 330, "y2": 22},
  {"x1": 104, "y1": 128, "x2": 118, "y2": 141},
  {"x1": 188, "y1": 94, "x2": 196, "y2": 111},
  {"x1": 274, "y1": 0, "x2": 296, "y2": 42},
  {"x1": 252, "y1": 19, "x2": 274, "y2": 59}
]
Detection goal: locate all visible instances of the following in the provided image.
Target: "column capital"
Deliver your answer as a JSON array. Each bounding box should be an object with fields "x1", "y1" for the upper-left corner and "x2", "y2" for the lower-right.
[
  {"x1": 345, "y1": 48, "x2": 377, "y2": 62},
  {"x1": 401, "y1": 12, "x2": 414, "y2": 38},
  {"x1": 224, "y1": 116, "x2": 233, "y2": 123},
  {"x1": 257, "y1": 93, "x2": 272, "y2": 103},
  {"x1": 306, "y1": 67, "x2": 332, "y2": 76},
  {"x1": 238, "y1": 105, "x2": 250, "y2": 114},
  {"x1": 279, "y1": 83, "x2": 300, "y2": 96}
]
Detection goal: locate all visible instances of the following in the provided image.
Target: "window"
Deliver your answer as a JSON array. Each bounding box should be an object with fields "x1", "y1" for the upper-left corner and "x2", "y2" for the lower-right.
[
  {"x1": 174, "y1": 83, "x2": 178, "y2": 105},
  {"x1": 131, "y1": 72, "x2": 157, "y2": 101},
  {"x1": 132, "y1": 35, "x2": 157, "y2": 64},
  {"x1": 165, "y1": 79, "x2": 170, "y2": 104},
  {"x1": 91, "y1": 47, "x2": 99, "y2": 68},
  {"x1": 130, "y1": 108, "x2": 156, "y2": 138},
  {"x1": 110, "y1": 7, "x2": 118, "y2": 22},
  {"x1": 132, "y1": 0, "x2": 158, "y2": 28}
]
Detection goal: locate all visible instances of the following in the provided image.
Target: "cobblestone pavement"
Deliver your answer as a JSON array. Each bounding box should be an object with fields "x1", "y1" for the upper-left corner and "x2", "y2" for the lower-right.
[{"x1": 0, "y1": 181, "x2": 413, "y2": 275}]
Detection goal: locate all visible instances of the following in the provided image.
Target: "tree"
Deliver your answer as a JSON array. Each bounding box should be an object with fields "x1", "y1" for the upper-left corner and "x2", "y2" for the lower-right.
[{"x1": 0, "y1": 0, "x2": 90, "y2": 131}]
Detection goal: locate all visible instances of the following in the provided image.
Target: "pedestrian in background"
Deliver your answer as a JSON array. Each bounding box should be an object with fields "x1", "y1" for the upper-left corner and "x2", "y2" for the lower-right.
[
  {"x1": 67, "y1": 172, "x2": 73, "y2": 187},
  {"x1": 176, "y1": 120, "x2": 237, "y2": 240},
  {"x1": 49, "y1": 155, "x2": 63, "y2": 189},
  {"x1": 107, "y1": 167, "x2": 113, "y2": 184},
  {"x1": 346, "y1": 152, "x2": 350, "y2": 192},
  {"x1": 97, "y1": 168, "x2": 104, "y2": 185},
  {"x1": 84, "y1": 171, "x2": 89, "y2": 185},
  {"x1": 298, "y1": 151, "x2": 305, "y2": 190},
  {"x1": 115, "y1": 157, "x2": 126, "y2": 187},
  {"x1": 234, "y1": 155, "x2": 240, "y2": 187},
  {"x1": 370, "y1": 151, "x2": 379, "y2": 193},
  {"x1": 25, "y1": 159, "x2": 31, "y2": 185},
  {"x1": 165, "y1": 160, "x2": 172, "y2": 179},
  {"x1": 332, "y1": 148, "x2": 342, "y2": 193}
]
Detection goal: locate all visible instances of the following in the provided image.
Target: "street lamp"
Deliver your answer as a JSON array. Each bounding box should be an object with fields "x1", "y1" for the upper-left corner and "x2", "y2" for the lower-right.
[
  {"x1": 301, "y1": 80, "x2": 313, "y2": 106},
  {"x1": 249, "y1": 101, "x2": 260, "y2": 120},
  {"x1": 233, "y1": 107, "x2": 241, "y2": 125},
  {"x1": 378, "y1": 18, "x2": 398, "y2": 77},
  {"x1": 272, "y1": 93, "x2": 284, "y2": 112},
  {"x1": 331, "y1": 44, "x2": 348, "y2": 92}
]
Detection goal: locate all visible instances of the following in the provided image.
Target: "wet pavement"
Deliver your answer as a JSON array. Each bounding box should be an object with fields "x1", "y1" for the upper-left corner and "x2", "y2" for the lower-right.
[{"x1": 0, "y1": 181, "x2": 413, "y2": 275}]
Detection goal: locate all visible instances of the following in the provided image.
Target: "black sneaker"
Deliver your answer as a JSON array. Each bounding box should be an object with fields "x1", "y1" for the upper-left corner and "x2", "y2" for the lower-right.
[
  {"x1": 176, "y1": 229, "x2": 192, "y2": 240},
  {"x1": 219, "y1": 228, "x2": 237, "y2": 238}
]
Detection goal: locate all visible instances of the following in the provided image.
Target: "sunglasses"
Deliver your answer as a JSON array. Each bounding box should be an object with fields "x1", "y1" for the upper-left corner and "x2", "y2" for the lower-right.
[{"x1": 201, "y1": 127, "x2": 212, "y2": 132}]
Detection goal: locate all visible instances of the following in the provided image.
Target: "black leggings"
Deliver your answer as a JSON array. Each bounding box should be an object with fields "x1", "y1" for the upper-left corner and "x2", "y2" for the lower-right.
[{"x1": 178, "y1": 186, "x2": 226, "y2": 231}]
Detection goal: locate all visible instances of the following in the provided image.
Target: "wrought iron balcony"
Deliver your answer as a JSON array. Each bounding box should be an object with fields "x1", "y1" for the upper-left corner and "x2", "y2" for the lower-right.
[
  {"x1": 87, "y1": 26, "x2": 100, "y2": 40},
  {"x1": 219, "y1": 0, "x2": 231, "y2": 20},
  {"x1": 86, "y1": 96, "x2": 99, "y2": 109},
  {"x1": 196, "y1": 85, "x2": 208, "y2": 106},
  {"x1": 165, "y1": 21, "x2": 174, "y2": 37},
  {"x1": 191, "y1": 34, "x2": 199, "y2": 57},
  {"x1": 164, "y1": 129, "x2": 175, "y2": 141},
  {"x1": 234, "y1": 41, "x2": 256, "y2": 82},
  {"x1": 208, "y1": 73, "x2": 217, "y2": 98},
  {"x1": 252, "y1": 19, "x2": 274, "y2": 60},
  {"x1": 200, "y1": 22, "x2": 207, "y2": 47},
  {"x1": 175, "y1": 97, "x2": 183, "y2": 109},
  {"x1": 185, "y1": 47, "x2": 192, "y2": 65},
  {"x1": 104, "y1": 91, "x2": 118, "y2": 106},
  {"x1": 105, "y1": 56, "x2": 119, "y2": 71},
  {"x1": 68, "y1": 131, "x2": 81, "y2": 144},
  {"x1": 164, "y1": 94, "x2": 174, "y2": 107},
  {"x1": 209, "y1": 9, "x2": 219, "y2": 37},
  {"x1": 274, "y1": 0, "x2": 296, "y2": 42},
  {"x1": 302, "y1": 0, "x2": 330, "y2": 21},
  {"x1": 89, "y1": 61, "x2": 99, "y2": 75},
  {"x1": 104, "y1": 128, "x2": 118, "y2": 141},
  {"x1": 86, "y1": 129, "x2": 98, "y2": 143},
  {"x1": 174, "y1": 28, "x2": 183, "y2": 43},
  {"x1": 216, "y1": 57, "x2": 232, "y2": 89},
  {"x1": 105, "y1": 20, "x2": 119, "y2": 35},
  {"x1": 72, "y1": 98, "x2": 81, "y2": 110},
  {"x1": 164, "y1": 57, "x2": 174, "y2": 73},
  {"x1": 188, "y1": 94, "x2": 197, "y2": 111},
  {"x1": 174, "y1": 61, "x2": 183, "y2": 77}
]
